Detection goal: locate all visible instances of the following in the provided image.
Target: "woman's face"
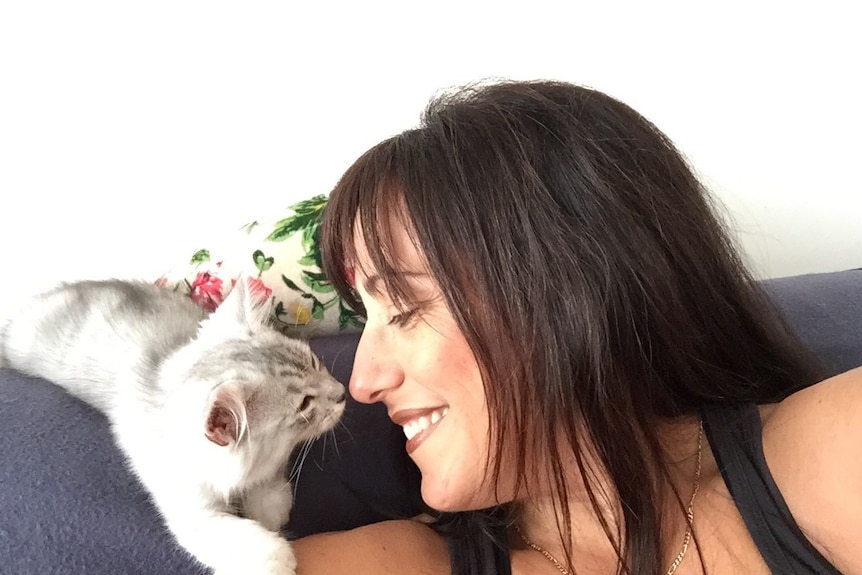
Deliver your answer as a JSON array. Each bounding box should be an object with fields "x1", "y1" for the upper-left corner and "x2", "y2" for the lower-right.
[{"x1": 348, "y1": 222, "x2": 502, "y2": 511}]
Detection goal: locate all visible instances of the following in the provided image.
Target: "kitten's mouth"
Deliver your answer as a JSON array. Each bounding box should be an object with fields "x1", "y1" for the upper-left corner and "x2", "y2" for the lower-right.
[{"x1": 321, "y1": 402, "x2": 346, "y2": 429}]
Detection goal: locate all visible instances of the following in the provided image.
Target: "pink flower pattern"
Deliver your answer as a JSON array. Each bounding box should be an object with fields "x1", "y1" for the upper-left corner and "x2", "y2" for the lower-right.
[
  {"x1": 189, "y1": 272, "x2": 224, "y2": 312},
  {"x1": 247, "y1": 277, "x2": 273, "y2": 303}
]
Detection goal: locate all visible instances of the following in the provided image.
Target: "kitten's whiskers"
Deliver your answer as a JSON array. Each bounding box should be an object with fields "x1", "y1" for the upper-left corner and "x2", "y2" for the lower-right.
[{"x1": 287, "y1": 439, "x2": 313, "y2": 484}]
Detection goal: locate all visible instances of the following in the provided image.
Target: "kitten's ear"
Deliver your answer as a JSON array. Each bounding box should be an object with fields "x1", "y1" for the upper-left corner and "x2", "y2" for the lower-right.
[
  {"x1": 209, "y1": 275, "x2": 271, "y2": 333},
  {"x1": 204, "y1": 384, "x2": 248, "y2": 447}
]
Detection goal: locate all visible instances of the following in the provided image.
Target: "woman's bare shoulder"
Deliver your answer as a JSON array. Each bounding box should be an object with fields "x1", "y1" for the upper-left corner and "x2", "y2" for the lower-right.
[
  {"x1": 292, "y1": 519, "x2": 451, "y2": 575},
  {"x1": 761, "y1": 365, "x2": 862, "y2": 574}
]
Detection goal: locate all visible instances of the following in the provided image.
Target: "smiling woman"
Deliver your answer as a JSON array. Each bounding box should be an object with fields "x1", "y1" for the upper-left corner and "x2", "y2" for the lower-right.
[
  {"x1": 287, "y1": 79, "x2": 862, "y2": 575},
  {"x1": 349, "y1": 249, "x2": 490, "y2": 511}
]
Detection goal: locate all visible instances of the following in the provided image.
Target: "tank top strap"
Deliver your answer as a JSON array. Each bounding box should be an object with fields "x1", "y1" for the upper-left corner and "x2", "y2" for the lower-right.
[{"x1": 701, "y1": 403, "x2": 842, "y2": 574}]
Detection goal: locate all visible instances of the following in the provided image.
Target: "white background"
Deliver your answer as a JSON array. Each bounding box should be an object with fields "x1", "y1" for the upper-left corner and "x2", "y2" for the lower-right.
[{"x1": 1, "y1": 1, "x2": 860, "y2": 313}]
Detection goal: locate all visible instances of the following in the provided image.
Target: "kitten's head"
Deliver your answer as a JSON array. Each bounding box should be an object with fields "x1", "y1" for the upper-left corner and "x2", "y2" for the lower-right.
[{"x1": 187, "y1": 278, "x2": 346, "y2": 480}]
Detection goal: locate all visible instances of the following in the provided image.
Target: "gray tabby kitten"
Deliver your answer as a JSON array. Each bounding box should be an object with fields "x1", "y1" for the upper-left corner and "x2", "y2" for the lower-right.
[{"x1": 0, "y1": 278, "x2": 346, "y2": 575}]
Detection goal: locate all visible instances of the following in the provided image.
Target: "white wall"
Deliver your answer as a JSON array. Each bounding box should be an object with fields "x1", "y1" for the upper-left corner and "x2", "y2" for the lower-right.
[{"x1": 1, "y1": 1, "x2": 860, "y2": 313}]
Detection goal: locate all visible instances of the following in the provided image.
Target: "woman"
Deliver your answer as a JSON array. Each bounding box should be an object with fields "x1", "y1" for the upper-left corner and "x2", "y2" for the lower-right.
[{"x1": 293, "y1": 80, "x2": 861, "y2": 574}]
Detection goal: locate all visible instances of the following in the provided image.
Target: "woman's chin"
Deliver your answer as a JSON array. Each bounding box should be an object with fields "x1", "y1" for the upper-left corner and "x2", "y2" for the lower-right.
[
  {"x1": 420, "y1": 486, "x2": 452, "y2": 512},
  {"x1": 420, "y1": 479, "x2": 491, "y2": 512}
]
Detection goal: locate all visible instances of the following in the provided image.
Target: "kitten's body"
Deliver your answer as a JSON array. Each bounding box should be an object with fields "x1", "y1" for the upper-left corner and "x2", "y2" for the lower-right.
[{"x1": 0, "y1": 279, "x2": 345, "y2": 575}]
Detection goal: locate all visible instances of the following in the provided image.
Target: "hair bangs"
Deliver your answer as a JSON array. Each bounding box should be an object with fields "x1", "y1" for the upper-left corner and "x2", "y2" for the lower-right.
[{"x1": 322, "y1": 136, "x2": 426, "y2": 316}]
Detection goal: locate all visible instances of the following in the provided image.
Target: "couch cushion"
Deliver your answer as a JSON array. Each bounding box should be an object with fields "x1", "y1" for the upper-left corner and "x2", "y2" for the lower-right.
[{"x1": 762, "y1": 268, "x2": 862, "y2": 377}]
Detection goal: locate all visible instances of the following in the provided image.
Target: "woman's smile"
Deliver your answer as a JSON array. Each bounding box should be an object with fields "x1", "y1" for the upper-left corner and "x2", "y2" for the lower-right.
[{"x1": 390, "y1": 406, "x2": 450, "y2": 454}]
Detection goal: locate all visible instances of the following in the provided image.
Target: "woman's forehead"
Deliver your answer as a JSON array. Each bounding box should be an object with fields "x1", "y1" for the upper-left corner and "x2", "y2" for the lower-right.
[{"x1": 352, "y1": 216, "x2": 426, "y2": 275}]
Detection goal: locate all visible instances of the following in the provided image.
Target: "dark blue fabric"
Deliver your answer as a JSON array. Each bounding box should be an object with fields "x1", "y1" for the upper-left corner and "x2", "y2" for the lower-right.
[
  {"x1": 762, "y1": 268, "x2": 862, "y2": 377},
  {"x1": 0, "y1": 268, "x2": 859, "y2": 574},
  {"x1": 289, "y1": 332, "x2": 424, "y2": 538}
]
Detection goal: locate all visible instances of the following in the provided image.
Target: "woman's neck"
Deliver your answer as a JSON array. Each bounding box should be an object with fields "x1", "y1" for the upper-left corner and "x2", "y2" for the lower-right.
[{"x1": 512, "y1": 417, "x2": 704, "y2": 570}]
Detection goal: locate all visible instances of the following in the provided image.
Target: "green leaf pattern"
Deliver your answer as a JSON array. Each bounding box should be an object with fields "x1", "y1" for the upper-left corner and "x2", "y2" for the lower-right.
[
  {"x1": 252, "y1": 250, "x2": 274, "y2": 273},
  {"x1": 189, "y1": 249, "x2": 211, "y2": 265},
  {"x1": 156, "y1": 194, "x2": 363, "y2": 335},
  {"x1": 266, "y1": 195, "x2": 361, "y2": 331}
]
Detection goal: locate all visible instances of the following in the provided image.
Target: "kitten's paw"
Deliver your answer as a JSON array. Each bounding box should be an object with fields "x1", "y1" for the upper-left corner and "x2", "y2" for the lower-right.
[{"x1": 262, "y1": 544, "x2": 297, "y2": 575}]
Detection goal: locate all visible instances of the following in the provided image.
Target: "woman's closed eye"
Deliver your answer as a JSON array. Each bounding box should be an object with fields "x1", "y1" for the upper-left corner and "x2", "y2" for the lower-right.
[{"x1": 388, "y1": 308, "x2": 419, "y2": 328}]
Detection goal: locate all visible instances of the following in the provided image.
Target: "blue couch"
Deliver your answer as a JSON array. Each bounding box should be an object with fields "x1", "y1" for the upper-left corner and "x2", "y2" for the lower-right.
[{"x1": 1, "y1": 269, "x2": 860, "y2": 574}]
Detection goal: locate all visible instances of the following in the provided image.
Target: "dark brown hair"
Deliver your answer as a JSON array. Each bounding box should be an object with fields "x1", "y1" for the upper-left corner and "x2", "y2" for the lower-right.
[{"x1": 321, "y1": 80, "x2": 823, "y2": 574}]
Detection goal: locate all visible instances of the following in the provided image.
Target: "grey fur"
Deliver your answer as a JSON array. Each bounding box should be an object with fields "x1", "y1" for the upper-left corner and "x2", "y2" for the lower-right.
[{"x1": 2, "y1": 278, "x2": 346, "y2": 575}]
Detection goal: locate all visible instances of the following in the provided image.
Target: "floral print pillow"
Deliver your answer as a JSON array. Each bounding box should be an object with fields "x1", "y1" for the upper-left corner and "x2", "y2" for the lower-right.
[{"x1": 156, "y1": 195, "x2": 364, "y2": 336}]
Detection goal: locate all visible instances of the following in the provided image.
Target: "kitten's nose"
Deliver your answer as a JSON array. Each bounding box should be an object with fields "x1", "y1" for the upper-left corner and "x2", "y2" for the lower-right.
[{"x1": 334, "y1": 389, "x2": 347, "y2": 404}]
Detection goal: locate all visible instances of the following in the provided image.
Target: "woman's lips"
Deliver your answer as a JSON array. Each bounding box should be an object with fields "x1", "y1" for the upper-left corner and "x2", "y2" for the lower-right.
[{"x1": 389, "y1": 407, "x2": 449, "y2": 455}]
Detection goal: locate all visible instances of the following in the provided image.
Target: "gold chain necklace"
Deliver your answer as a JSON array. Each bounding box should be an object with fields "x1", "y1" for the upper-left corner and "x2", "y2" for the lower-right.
[
  {"x1": 514, "y1": 522, "x2": 572, "y2": 574},
  {"x1": 515, "y1": 420, "x2": 703, "y2": 575}
]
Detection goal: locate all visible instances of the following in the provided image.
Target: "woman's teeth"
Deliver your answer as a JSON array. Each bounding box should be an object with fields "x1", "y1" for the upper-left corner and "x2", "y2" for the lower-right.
[{"x1": 403, "y1": 407, "x2": 448, "y2": 440}]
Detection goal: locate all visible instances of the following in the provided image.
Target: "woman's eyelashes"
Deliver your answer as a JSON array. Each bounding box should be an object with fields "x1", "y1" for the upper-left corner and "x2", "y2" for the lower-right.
[{"x1": 388, "y1": 308, "x2": 419, "y2": 327}]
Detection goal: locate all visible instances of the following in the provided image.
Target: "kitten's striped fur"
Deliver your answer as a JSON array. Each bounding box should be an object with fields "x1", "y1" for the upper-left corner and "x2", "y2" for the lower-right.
[{"x1": 1, "y1": 278, "x2": 345, "y2": 575}]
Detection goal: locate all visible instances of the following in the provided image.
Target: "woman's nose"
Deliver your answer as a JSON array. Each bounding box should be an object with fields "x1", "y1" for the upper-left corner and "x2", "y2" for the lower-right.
[{"x1": 348, "y1": 328, "x2": 404, "y2": 404}]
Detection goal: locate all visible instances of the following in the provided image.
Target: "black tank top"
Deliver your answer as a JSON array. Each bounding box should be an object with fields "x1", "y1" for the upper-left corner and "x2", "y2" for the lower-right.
[
  {"x1": 702, "y1": 403, "x2": 842, "y2": 574},
  {"x1": 448, "y1": 404, "x2": 842, "y2": 574}
]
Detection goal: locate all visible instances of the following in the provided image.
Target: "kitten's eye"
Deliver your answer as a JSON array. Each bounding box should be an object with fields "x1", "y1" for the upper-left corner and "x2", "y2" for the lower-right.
[
  {"x1": 310, "y1": 353, "x2": 321, "y2": 370},
  {"x1": 299, "y1": 395, "x2": 313, "y2": 412}
]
